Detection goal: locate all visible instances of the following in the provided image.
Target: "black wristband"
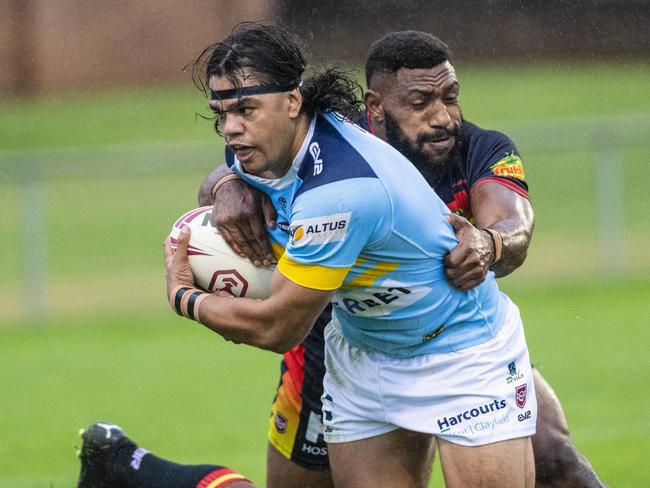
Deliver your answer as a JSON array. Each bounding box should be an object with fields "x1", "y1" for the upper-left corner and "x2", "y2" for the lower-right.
[
  {"x1": 186, "y1": 291, "x2": 204, "y2": 321},
  {"x1": 174, "y1": 287, "x2": 191, "y2": 316}
]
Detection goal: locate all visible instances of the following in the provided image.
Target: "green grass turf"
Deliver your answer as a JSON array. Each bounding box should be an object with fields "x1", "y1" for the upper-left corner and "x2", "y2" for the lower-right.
[{"x1": 0, "y1": 279, "x2": 648, "y2": 487}]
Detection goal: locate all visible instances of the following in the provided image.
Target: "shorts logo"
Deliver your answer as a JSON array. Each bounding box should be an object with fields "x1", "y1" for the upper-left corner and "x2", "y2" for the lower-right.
[
  {"x1": 274, "y1": 413, "x2": 287, "y2": 434},
  {"x1": 506, "y1": 361, "x2": 524, "y2": 384},
  {"x1": 518, "y1": 410, "x2": 532, "y2": 422},
  {"x1": 289, "y1": 213, "x2": 351, "y2": 247},
  {"x1": 305, "y1": 411, "x2": 324, "y2": 444},
  {"x1": 301, "y1": 443, "x2": 328, "y2": 456},
  {"x1": 310, "y1": 142, "x2": 323, "y2": 175},
  {"x1": 437, "y1": 399, "x2": 507, "y2": 432},
  {"x1": 508, "y1": 361, "x2": 517, "y2": 376},
  {"x1": 515, "y1": 384, "x2": 528, "y2": 409},
  {"x1": 491, "y1": 153, "x2": 525, "y2": 180}
]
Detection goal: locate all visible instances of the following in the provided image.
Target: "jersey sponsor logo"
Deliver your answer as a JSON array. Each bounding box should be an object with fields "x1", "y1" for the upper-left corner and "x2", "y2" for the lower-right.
[
  {"x1": 515, "y1": 384, "x2": 528, "y2": 409},
  {"x1": 289, "y1": 212, "x2": 351, "y2": 246},
  {"x1": 490, "y1": 153, "x2": 525, "y2": 180},
  {"x1": 310, "y1": 142, "x2": 323, "y2": 175},
  {"x1": 437, "y1": 399, "x2": 507, "y2": 432},
  {"x1": 274, "y1": 412, "x2": 288, "y2": 434},
  {"x1": 332, "y1": 280, "x2": 430, "y2": 317},
  {"x1": 506, "y1": 360, "x2": 524, "y2": 384}
]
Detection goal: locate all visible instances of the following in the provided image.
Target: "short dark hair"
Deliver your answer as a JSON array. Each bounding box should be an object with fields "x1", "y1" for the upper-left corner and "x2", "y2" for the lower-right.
[
  {"x1": 365, "y1": 31, "x2": 452, "y2": 87},
  {"x1": 193, "y1": 22, "x2": 363, "y2": 132}
]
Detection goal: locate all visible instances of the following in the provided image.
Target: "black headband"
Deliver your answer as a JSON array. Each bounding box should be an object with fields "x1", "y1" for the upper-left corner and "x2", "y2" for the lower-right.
[{"x1": 210, "y1": 80, "x2": 301, "y2": 100}]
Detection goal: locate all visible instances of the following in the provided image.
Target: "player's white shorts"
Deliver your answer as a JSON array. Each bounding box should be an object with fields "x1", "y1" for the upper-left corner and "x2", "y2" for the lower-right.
[{"x1": 321, "y1": 295, "x2": 537, "y2": 446}]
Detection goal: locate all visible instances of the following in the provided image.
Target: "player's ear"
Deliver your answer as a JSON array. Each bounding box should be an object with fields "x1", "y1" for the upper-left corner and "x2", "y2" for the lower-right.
[
  {"x1": 364, "y1": 89, "x2": 384, "y2": 123},
  {"x1": 287, "y1": 88, "x2": 303, "y2": 119}
]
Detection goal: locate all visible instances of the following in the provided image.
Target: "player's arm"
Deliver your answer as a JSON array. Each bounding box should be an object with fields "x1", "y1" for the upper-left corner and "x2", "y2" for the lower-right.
[
  {"x1": 164, "y1": 225, "x2": 335, "y2": 354},
  {"x1": 444, "y1": 181, "x2": 534, "y2": 290},
  {"x1": 197, "y1": 165, "x2": 277, "y2": 267},
  {"x1": 471, "y1": 180, "x2": 534, "y2": 276},
  {"x1": 197, "y1": 165, "x2": 231, "y2": 206}
]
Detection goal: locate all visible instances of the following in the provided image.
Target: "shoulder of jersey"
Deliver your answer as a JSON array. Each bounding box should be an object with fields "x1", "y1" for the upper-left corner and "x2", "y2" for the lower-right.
[
  {"x1": 463, "y1": 120, "x2": 514, "y2": 148},
  {"x1": 295, "y1": 113, "x2": 379, "y2": 196}
]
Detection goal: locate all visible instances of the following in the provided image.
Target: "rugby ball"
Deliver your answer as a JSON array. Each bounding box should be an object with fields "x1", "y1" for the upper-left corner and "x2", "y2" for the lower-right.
[{"x1": 169, "y1": 206, "x2": 274, "y2": 299}]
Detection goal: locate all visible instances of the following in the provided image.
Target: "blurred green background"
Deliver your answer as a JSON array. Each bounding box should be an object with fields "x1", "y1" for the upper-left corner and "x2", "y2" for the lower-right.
[{"x1": 1, "y1": 59, "x2": 649, "y2": 487}]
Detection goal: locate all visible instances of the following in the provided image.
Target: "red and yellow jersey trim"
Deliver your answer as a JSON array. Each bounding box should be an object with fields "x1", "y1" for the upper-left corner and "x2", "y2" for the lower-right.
[
  {"x1": 197, "y1": 468, "x2": 248, "y2": 488},
  {"x1": 278, "y1": 255, "x2": 350, "y2": 290}
]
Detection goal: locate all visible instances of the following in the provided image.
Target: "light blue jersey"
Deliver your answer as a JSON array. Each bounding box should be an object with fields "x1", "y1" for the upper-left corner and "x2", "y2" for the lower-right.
[{"x1": 226, "y1": 112, "x2": 507, "y2": 357}]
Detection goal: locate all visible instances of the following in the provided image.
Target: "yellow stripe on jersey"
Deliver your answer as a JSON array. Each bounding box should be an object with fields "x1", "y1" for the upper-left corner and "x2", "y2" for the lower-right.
[
  {"x1": 342, "y1": 261, "x2": 400, "y2": 289},
  {"x1": 271, "y1": 242, "x2": 285, "y2": 261},
  {"x1": 278, "y1": 255, "x2": 350, "y2": 290}
]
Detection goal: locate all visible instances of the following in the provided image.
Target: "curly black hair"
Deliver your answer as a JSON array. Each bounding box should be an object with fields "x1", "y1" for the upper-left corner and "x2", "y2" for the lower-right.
[{"x1": 365, "y1": 31, "x2": 452, "y2": 87}]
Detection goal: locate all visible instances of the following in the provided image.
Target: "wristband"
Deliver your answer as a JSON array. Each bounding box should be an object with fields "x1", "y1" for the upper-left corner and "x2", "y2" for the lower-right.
[
  {"x1": 184, "y1": 290, "x2": 209, "y2": 321},
  {"x1": 169, "y1": 286, "x2": 191, "y2": 315},
  {"x1": 482, "y1": 228, "x2": 503, "y2": 265},
  {"x1": 169, "y1": 285, "x2": 208, "y2": 322},
  {"x1": 210, "y1": 173, "x2": 241, "y2": 200}
]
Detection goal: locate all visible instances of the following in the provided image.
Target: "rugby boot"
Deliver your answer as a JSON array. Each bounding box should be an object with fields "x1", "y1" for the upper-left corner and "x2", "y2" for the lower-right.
[{"x1": 77, "y1": 421, "x2": 134, "y2": 488}]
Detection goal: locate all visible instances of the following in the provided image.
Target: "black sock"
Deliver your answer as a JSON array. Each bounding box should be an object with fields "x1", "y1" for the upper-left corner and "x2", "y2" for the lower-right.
[{"x1": 111, "y1": 444, "x2": 233, "y2": 488}]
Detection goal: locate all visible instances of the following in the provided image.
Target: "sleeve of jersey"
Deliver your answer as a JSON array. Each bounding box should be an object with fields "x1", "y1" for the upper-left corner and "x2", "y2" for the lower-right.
[
  {"x1": 470, "y1": 130, "x2": 530, "y2": 200},
  {"x1": 277, "y1": 178, "x2": 390, "y2": 291}
]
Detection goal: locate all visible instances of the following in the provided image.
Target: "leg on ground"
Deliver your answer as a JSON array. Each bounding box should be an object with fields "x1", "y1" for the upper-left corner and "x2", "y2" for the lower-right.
[
  {"x1": 437, "y1": 436, "x2": 534, "y2": 488},
  {"x1": 76, "y1": 421, "x2": 258, "y2": 488},
  {"x1": 327, "y1": 428, "x2": 436, "y2": 488},
  {"x1": 532, "y1": 369, "x2": 608, "y2": 488}
]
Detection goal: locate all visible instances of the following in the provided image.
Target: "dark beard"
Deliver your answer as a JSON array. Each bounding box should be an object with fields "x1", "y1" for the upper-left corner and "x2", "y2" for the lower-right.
[{"x1": 384, "y1": 111, "x2": 465, "y2": 186}]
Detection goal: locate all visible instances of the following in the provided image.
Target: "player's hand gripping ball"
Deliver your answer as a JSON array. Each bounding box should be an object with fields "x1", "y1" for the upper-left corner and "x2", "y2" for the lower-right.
[{"x1": 169, "y1": 207, "x2": 274, "y2": 298}]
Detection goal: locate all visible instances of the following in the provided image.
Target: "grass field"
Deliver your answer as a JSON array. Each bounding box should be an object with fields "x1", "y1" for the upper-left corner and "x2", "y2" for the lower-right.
[
  {"x1": 1, "y1": 280, "x2": 648, "y2": 487},
  {"x1": 1, "y1": 61, "x2": 649, "y2": 486}
]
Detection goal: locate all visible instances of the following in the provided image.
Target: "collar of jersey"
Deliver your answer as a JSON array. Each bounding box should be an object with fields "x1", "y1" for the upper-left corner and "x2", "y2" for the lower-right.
[{"x1": 232, "y1": 115, "x2": 317, "y2": 191}]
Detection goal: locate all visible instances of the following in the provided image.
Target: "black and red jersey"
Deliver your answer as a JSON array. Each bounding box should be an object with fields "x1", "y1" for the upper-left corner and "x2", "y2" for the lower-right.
[{"x1": 357, "y1": 112, "x2": 530, "y2": 220}]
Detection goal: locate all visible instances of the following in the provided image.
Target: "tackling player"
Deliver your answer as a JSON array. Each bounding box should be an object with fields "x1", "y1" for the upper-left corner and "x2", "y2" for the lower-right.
[{"x1": 201, "y1": 31, "x2": 607, "y2": 488}]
